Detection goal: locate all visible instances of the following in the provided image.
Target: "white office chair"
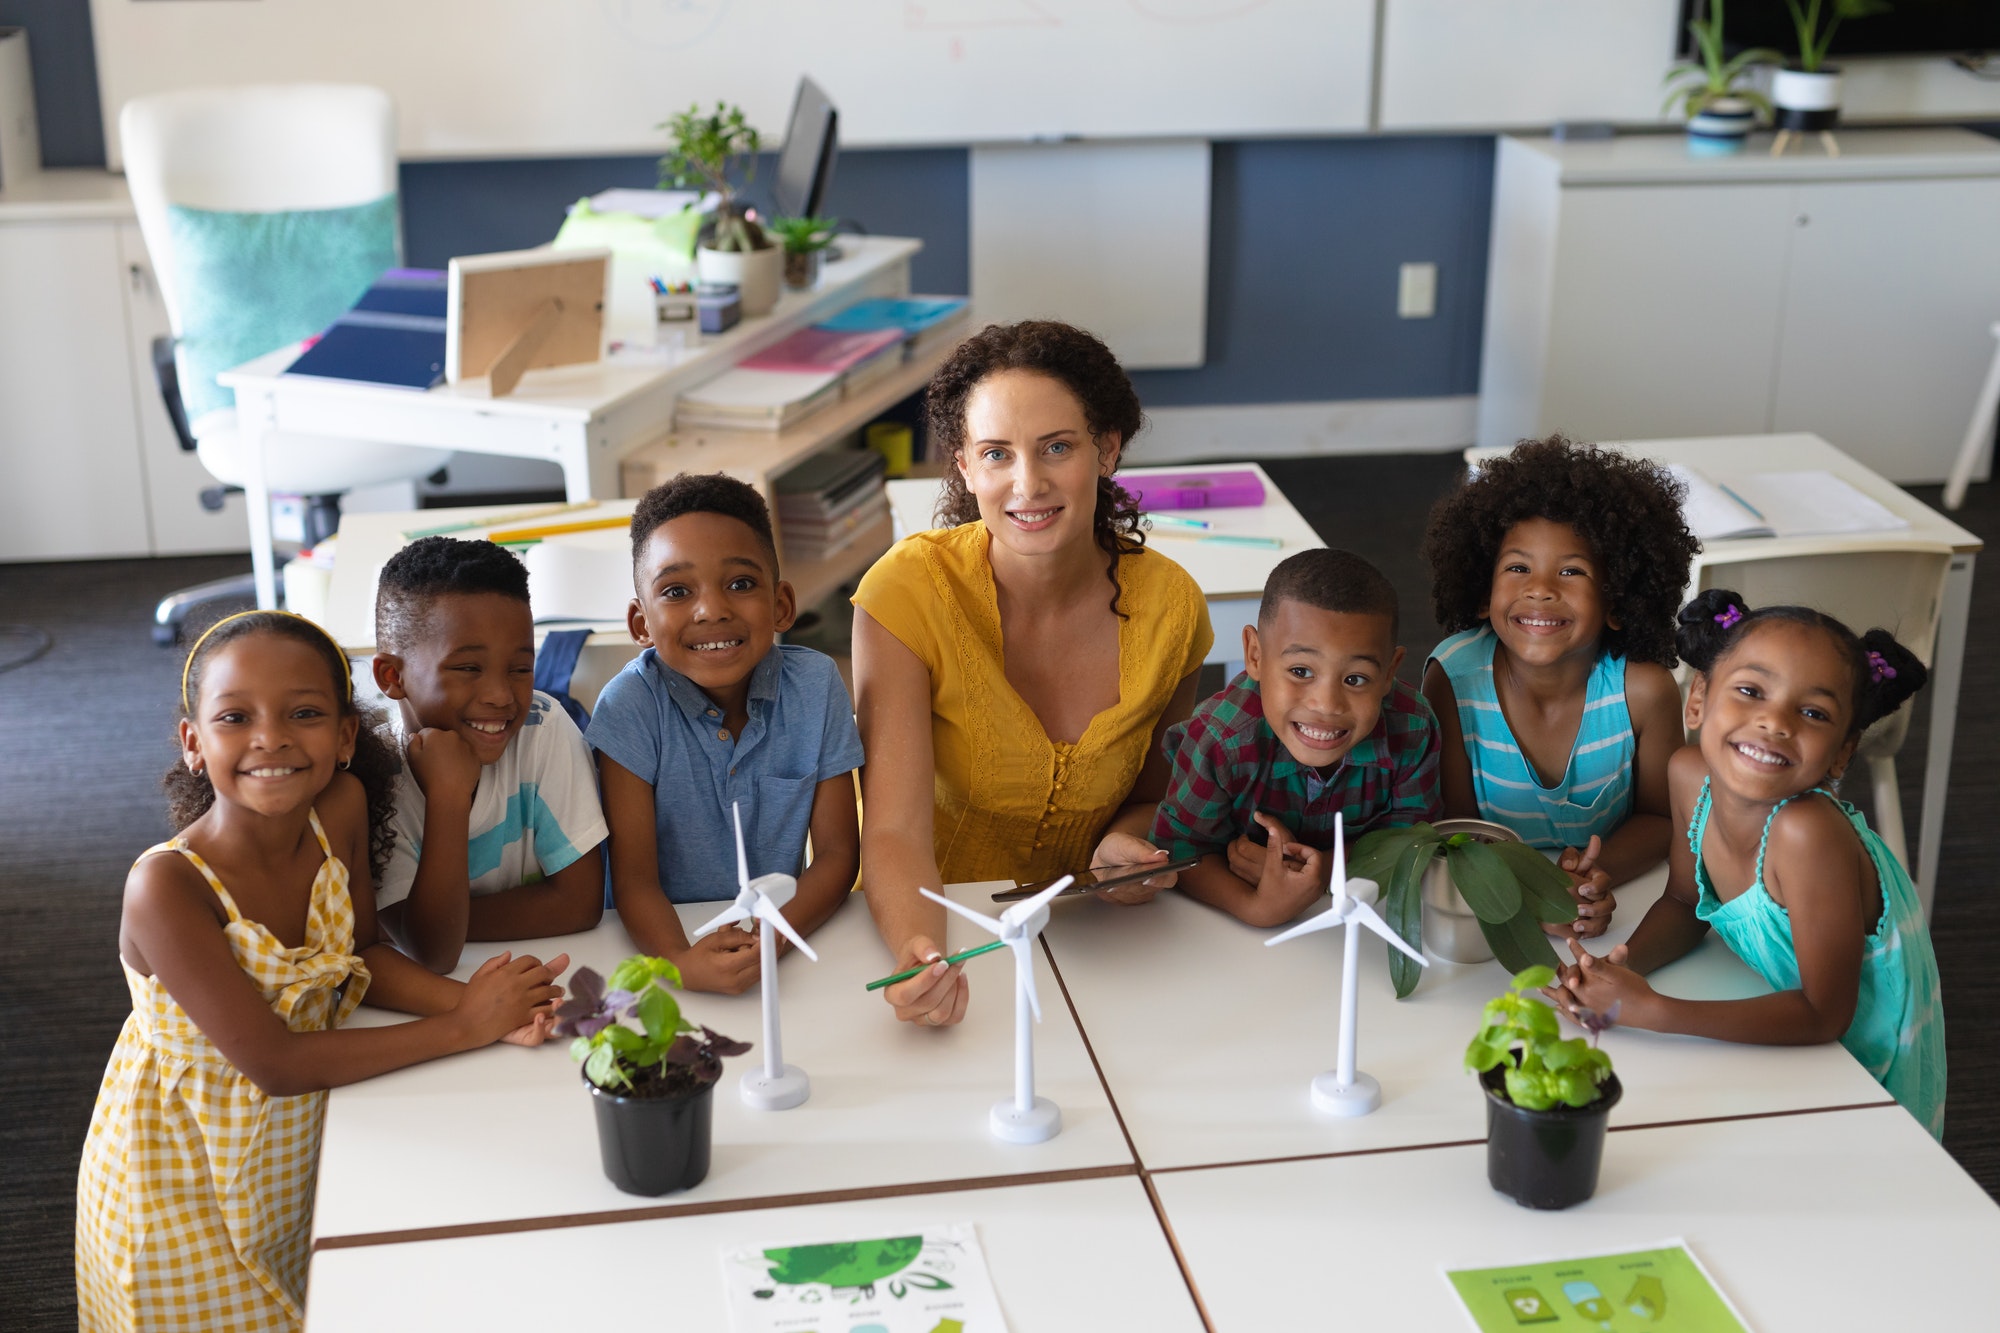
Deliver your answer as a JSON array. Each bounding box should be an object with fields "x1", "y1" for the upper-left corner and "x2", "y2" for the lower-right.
[
  {"x1": 1944, "y1": 320, "x2": 2000, "y2": 511},
  {"x1": 121, "y1": 85, "x2": 452, "y2": 642},
  {"x1": 1685, "y1": 543, "x2": 1954, "y2": 916}
]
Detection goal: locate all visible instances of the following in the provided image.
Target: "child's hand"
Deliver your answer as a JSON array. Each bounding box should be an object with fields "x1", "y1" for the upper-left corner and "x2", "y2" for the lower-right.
[
  {"x1": 672, "y1": 925, "x2": 761, "y2": 995},
  {"x1": 1089, "y1": 833, "x2": 1177, "y2": 905},
  {"x1": 405, "y1": 727, "x2": 482, "y2": 807},
  {"x1": 1252, "y1": 812, "x2": 1326, "y2": 923},
  {"x1": 1551, "y1": 940, "x2": 1656, "y2": 1029},
  {"x1": 1550, "y1": 835, "x2": 1616, "y2": 939},
  {"x1": 1227, "y1": 832, "x2": 1312, "y2": 886},
  {"x1": 882, "y1": 934, "x2": 968, "y2": 1028},
  {"x1": 498, "y1": 952, "x2": 569, "y2": 1047},
  {"x1": 454, "y1": 950, "x2": 565, "y2": 1046}
]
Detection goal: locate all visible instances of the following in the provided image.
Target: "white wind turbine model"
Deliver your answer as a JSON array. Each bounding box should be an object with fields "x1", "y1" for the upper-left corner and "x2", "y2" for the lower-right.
[
  {"x1": 917, "y1": 877, "x2": 1074, "y2": 1144},
  {"x1": 1265, "y1": 817, "x2": 1427, "y2": 1116},
  {"x1": 691, "y1": 802, "x2": 818, "y2": 1111}
]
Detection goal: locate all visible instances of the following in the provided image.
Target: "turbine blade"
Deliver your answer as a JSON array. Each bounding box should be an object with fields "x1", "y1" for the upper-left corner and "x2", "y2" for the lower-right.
[
  {"x1": 690, "y1": 902, "x2": 752, "y2": 942},
  {"x1": 732, "y1": 801, "x2": 750, "y2": 892},
  {"x1": 756, "y1": 895, "x2": 818, "y2": 962},
  {"x1": 1014, "y1": 939, "x2": 1043, "y2": 1022},
  {"x1": 1264, "y1": 905, "x2": 1346, "y2": 947},
  {"x1": 1004, "y1": 875, "x2": 1073, "y2": 924},
  {"x1": 1333, "y1": 814, "x2": 1346, "y2": 893},
  {"x1": 918, "y1": 886, "x2": 1005, "y2": 937},
  {"x1": 1349, "y1": 898, "x2": 1428, "y2": 966}
]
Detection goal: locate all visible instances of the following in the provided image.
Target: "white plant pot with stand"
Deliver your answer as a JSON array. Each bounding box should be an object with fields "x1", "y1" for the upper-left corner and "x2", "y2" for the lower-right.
[{"x1": 1772, "y1": 66, "x2": 1842, "y2": 157}]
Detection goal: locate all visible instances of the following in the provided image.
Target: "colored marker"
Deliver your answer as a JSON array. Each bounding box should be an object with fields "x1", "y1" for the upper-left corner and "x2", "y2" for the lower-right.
[
  {"x1": 1145, "y1": 513, "x2": 1212, "y2": 531},
  {"x1": 1152, "y1": 530, "x2": 1285, "y2": 550}
]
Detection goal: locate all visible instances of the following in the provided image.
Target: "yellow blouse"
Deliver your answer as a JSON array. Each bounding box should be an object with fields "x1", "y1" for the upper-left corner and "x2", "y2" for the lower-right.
[{"x1": 854, "y1": 522, "x2": 1213, "y2": 885}]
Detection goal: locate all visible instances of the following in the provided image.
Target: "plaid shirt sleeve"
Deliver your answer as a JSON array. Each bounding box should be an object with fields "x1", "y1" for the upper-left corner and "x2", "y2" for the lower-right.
[
  {"x1": 1151, "y1": 710, "x2": 1247, "y2": 861},
  {"x1": 1381, "y1": 682, "x2": 1444, "y2": 827}
]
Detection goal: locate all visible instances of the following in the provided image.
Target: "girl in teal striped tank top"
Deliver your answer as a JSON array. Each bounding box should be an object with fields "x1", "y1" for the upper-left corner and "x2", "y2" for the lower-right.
[
  {"x1": 1422, "y1": 439, "x2": 1700, "y2": 939},
  {"x1": 1556, "y1": 591, "x2": 1946, "y2": 1138}
]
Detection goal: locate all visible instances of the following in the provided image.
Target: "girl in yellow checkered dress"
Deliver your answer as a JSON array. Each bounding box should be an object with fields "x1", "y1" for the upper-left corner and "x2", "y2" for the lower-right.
[{"x1": 77, "y1": 612, "x2": 571, "y2": 1333}]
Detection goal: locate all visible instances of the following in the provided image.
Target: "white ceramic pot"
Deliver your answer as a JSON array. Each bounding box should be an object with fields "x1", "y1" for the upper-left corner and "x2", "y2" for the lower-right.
[
  {"x1": 1772, "y1": 66, "x2": 1842, "y2": 132},
  {"x1": 1685, "y1": 95, "x2": 1756, "y2": 156},
  {"x1": 1420, "y1": 817, "x2": 1524, "y2": 964},
  {"x1": 695, "y1": 244, "x2": 782, "y2": 318}
]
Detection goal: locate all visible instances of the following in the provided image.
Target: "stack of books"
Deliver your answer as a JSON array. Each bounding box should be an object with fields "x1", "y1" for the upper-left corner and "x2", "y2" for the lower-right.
[
  {"x1": 674, "y1": 366, "x2": 844, "y2": 432},
  {"x1": 776, "y1": 448, "x2": 890, "y2": 563},
  {"x1": 816, "y1": 296, "x2": 971, "y2": 361}
]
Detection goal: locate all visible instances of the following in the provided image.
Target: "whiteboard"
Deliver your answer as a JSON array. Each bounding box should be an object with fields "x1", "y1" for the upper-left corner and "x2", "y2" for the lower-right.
[{"x1": 91, "y1": 0, "x2": 1375, "y2": 167}]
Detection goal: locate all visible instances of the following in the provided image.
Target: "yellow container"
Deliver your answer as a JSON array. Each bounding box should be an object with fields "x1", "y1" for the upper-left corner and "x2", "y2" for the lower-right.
[{"x1": 866, "y1": 421, "x2": 914, "y2": 479}]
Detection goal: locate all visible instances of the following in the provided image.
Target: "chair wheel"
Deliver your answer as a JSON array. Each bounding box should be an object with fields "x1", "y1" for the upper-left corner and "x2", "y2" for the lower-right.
[{"x1": 153, "y1": 623, "x2": 180, "y2": 648}]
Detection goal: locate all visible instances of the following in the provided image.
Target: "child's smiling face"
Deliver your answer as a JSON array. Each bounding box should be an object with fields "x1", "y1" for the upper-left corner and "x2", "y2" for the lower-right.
[
  {"x1": 181, "y1": 631, "x2": 357, "y2": 818},
  {"x1": 1245, "y1": 600, "x2": 1404, "y2": 770},
  {"x1": 378, "y1": 591, "x2": 535, "y2": 765},
  {"x1": 630, "y1": 510, "x2": 795, "y2": 700},
  {"x1": 1688, "y1": 619, "x2": 1859, "y2": 803},
  {"x1": 1481, "y1": 518, "x2": 1615, "y2": 667}
]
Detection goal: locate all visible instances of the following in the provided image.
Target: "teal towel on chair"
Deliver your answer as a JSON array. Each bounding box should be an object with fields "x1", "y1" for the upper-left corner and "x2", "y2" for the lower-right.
[{"x1": 167, "y1": 195, "x2": 400, "y2": 421}]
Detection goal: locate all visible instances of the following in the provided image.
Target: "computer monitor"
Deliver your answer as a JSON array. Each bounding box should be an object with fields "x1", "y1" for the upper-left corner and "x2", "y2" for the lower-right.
[{"x1": 772, "y1": 76, "x2": 838, "y2": 220}]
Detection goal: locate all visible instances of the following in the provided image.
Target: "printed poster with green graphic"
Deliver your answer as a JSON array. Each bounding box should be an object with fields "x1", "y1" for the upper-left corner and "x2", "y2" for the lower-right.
[
  {"x1": 720, "y1": 1223, "x2": 1008, "y2": 1332},
  {"x1": 1446, "y1": 1241, "x2": 1751, "y2": 1332}
]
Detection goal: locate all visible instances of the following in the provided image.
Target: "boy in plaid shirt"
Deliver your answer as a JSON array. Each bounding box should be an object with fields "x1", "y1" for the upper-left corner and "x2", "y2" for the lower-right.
[{"x1": 1154, "y1": 548, "x2": 1441, "y2": 927}]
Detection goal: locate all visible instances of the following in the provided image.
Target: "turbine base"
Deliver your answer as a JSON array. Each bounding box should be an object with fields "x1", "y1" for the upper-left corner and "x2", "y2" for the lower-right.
[
  {"x1": 1310, "y1": 1070, "x2": 1381, "y2": 1117},
  {"x1": 740, "y1": 1064, "x2": 810, "y2": 1111},
  {"x1": 989, "y1": 1096, "x2": 1061, "y2": 1143}
]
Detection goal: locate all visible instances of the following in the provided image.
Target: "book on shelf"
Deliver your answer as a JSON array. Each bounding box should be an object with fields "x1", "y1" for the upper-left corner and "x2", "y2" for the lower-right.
[
  {"x1": 814, "y1": 296, "x2": 971, "y2": 359},
  {"x1": 740, "y1": 325, "x2": 905, "y2": 376},
  {"x1": 675, "y1": 366, "x2": 843, "y2": 432},
  {"x1": 776, "y1": 448, "x2": 887, "y2": 518},
  {"x1": 1667, "y1": 465, "x2": 1910, "y2": 541},
  {"x1": 782, "y1": 491, "x2": 891, "y2": 563},
  {"x1": 283, "y1": 269, "x2": 448, "y2": 391}
]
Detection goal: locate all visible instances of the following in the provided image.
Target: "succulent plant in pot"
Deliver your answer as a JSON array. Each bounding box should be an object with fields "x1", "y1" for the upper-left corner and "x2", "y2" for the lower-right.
[
  {"x1": 555, "y1": 955, "x2": 751, "y2": 1197},
  {"x1": 1465, "y1": 965, "x2": 1622, "y2": 1210},
  {"x1": 659, "y1": 101, "x2": 783, "y2": 315},
  {"x1": 767, "y1": 215, "x2": 839, "y2": 290},
  {"x1": 1664, "y1": 0, "x2": 1780, "y2": 156},
  {"x1": 1350, "y1": 820, "x2": 1579, "y2": 998},
  {"x1": 1773, "y1": 0, "x2": 1892, "y2": 134}
]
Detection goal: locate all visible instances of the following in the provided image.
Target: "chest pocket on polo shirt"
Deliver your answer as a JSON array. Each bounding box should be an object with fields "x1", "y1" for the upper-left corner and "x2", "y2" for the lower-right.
[{"x1": 755, "y1": 775, "x2": 816, "y2": 876}]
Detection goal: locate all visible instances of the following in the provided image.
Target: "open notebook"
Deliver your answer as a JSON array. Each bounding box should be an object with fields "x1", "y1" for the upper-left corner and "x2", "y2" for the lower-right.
[{"x1": 1668, "y1": 466, "x2": 1910, "y2": 541}]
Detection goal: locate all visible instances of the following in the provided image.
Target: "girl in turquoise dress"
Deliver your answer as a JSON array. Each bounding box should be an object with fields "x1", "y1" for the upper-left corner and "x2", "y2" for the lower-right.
[{"x1": 1556, "y1": 589, "x2": 1946, "y2": 1138}]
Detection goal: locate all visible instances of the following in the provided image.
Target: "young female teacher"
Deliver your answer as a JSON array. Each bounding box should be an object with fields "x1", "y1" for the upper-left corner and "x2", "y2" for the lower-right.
[{"x1": 851, "y1": 321, "x2": 1214, "y2": 1026}]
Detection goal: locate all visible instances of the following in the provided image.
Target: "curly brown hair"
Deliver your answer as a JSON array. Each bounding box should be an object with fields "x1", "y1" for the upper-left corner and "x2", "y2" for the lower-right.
[
  {"x1": 924, "y1": 320, "x2": 1147, "y2": 615},
  {"x1": 1421, "y1": 436, "x2": 1700, "y2": 667},
  {"x1": 164, "y1": 611, "x2": 401, "y2": 882}
]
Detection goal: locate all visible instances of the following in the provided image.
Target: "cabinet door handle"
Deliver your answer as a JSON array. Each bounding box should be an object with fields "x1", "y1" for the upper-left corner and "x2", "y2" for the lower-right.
[{"x1": 129, "y1": 262, "x2": 146, "y2": 293}]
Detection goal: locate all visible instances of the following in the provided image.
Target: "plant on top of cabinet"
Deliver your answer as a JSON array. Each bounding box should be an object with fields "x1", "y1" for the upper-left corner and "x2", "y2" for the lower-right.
[
  {"x1": 660, "y1": 102, "x2": 784, "y2": 316},
  {"x1": 1774, "y1": 0, "x2": 1891, "y2": 134},
  {"x1": 1664, "y1": 0, "x2": 1781, "y2": 156}
]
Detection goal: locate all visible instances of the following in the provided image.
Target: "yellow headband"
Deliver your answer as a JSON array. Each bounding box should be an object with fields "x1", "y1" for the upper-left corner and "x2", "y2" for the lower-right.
[{"x1": 180, "y1": 609, "x2": 353, "y2": 714}]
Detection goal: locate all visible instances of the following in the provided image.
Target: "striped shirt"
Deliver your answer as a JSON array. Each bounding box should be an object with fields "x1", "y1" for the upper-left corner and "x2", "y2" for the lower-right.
[{"x1": 1428, "y1": 626, "x2": 1634, "y2": 850}]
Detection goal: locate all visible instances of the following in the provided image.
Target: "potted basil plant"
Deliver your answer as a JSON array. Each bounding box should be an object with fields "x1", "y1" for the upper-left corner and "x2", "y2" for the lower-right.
[
  {"x1": 1663, "y1": 0, "x2": 1780, "y2": 156},
  {"x1": 1350, "y1": 821, "x2": 1579, "y2": 998},
  {"x1": 1773, "y1": 0, "x2": 1891, "y2": 135},
  {"x1": 659, "y1": 101, "x2": 782, "y2": 316},
  {"x1": 767, "y1": 215, "x2": 839, "y2": 290},
  {"x1": 555, "y1": 955, "x2": 750, "y2": 1197},
  {"x1": 1465, "y1": 966, "x2": 1621, "y2": 1210}
]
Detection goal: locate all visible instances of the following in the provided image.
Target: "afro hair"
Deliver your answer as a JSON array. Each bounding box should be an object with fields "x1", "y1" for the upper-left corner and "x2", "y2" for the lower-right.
[
  {"x1": 374, "y1": 535, "x2": 530, "y2": 654},
  {"x1": 627, "y1": 471, "x2": 780, "y2": 582},
  {"x1": 1421, "y1": 436, "x2": 1699, "y2": 668}
]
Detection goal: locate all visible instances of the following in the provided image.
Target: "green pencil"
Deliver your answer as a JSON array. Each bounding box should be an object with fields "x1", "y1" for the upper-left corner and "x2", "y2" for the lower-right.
[{"x1": 864, "y1": 938, "x2": 1008, "y2": 992}]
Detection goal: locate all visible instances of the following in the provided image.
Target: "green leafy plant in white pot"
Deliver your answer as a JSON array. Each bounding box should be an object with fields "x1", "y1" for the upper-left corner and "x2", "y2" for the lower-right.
[
  {"x1": 659, "y1": 101, "x2": 782, "y2": 316},
  {"x1": 1664, "y1": 0, "x2": 1780, "y2": 156},
  {"x1": 1773, "y1": 0, "x2": 1891, "y2": 137}
]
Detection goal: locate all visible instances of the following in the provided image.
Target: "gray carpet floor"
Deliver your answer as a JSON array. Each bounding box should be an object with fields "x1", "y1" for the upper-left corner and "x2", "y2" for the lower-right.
[{"x1": 2, "y1": 456, "x2": 1992, "y2": 1330}]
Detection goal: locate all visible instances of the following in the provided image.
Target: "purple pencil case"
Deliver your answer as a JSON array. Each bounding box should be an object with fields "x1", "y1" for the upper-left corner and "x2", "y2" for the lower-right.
[{"x1": 1124, "y1": 469, "x2": 1266, "y2": 511}]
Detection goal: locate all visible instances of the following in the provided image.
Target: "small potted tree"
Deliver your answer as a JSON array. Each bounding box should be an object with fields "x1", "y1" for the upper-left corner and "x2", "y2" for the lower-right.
[
  {"x1": 1350, "y1": 821, "x2": 1579, "y2": 998},
  {"x1": 555, "y1": 955, "x2": 750, "y2": 1197},
  {"x1": 1772, "y1": 0, "x2": 1891, "y2": 141},
  {"x1": 767, "y1": 215, "x2": 839, "y2": 290},
  {"x1": 1663, "y1": 0, "x2": 1779, "y2": 155},
  {"x1": 1464, "y1": 966, "x2": 1621, "y2": 1210},
  {"x1": 659, "y1": 102, "x2": 783, "y2": 316}
]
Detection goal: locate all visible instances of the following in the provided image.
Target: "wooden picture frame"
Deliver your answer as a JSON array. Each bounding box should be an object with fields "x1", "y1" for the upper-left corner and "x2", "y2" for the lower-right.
[{"x1": 446, "y1": 246, "x2": 610, "y2": 396}]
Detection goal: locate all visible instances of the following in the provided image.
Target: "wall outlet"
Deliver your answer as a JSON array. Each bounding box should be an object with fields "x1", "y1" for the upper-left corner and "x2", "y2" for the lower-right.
[{"x1": 1398, "y1": 262, "x2": 1437, "y2": 319}]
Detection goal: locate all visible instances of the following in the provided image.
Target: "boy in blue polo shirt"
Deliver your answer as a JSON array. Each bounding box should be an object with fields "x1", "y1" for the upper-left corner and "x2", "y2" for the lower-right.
[{"x1": 587, "y1": 473, "x2": 863, "y2": 994}]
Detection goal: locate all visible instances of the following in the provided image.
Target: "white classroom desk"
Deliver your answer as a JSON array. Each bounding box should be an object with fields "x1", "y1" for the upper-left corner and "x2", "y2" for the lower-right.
[
  {"x1": 1038, "y1": 867, "x2": 1890, "y2": 1172},
  {"x1": 1154, "y1": 1105, "x2": 1998, "y2": 1329},
  {"x1": 1466, "y1": 432, "x2": 1981, "y2": 913},
  {"x1": 886, "y1": 461, "x2": 1325, "y2": 668},
  {"x1": 219, "y1": 236, "x2": 921, "y2": 611},
  {"x1": 314, "y1": 883, "x2": 1131, "y2": 1246},
  {"x1": 306, "y1": 1173, "x2": 1204, "y2": 1332}
]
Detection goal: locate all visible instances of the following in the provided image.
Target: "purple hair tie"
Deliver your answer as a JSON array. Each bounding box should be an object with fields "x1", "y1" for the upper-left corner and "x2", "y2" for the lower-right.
[
  {"x1": 1867, "y1": 650, "x2": 1897, "y2": 683},
  {"x1": 1713, "y1": 604, "x2": 1743, "y2": 629}
]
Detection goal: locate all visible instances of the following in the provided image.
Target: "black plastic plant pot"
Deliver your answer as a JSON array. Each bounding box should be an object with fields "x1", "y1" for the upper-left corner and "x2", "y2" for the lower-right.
[
  {"x1": 586, "y1": 1072, "x2": 714, "y2": 1197},
  {"x1": 1481, "y1": 1068, "x2": 1623, "y2": 1210}
]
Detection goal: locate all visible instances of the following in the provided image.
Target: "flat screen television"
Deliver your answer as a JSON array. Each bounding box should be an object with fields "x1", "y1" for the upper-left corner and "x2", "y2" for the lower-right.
[{"x1": 1680, "y1": 0, "x2": 2000, "y2": 58}]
